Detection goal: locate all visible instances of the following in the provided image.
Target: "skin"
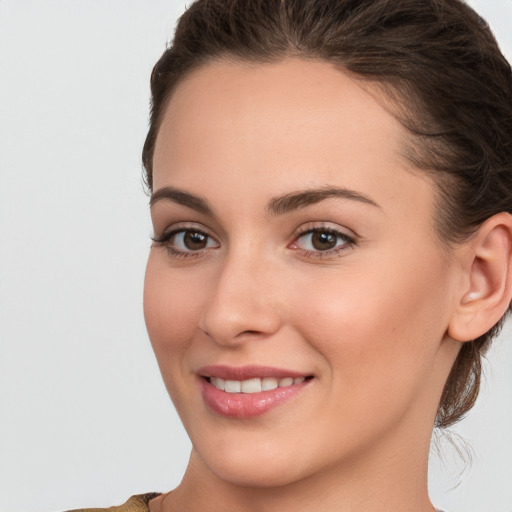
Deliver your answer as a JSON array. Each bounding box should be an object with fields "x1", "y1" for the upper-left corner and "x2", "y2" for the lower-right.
[{"x1": 144, "y1": 58, "x2": 472, "y2": 512}]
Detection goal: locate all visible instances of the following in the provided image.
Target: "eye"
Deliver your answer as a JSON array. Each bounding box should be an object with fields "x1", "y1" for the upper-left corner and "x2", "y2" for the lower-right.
[
  {"x1": 152, "y1": 227, "x2": 219, "y2": 257},
  {"x1": 172, "y1": 230, "x2": 217, "y2": 251},
  {"x1": 290, "y1": 226, "x2": 355, "y2": 256}
]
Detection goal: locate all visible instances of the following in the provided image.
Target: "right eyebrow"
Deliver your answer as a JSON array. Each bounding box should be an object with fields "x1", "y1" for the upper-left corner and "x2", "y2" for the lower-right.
[
  {"x1": 149, "y1": 187, "x2": 212, "y2": 215},
  {"x1": 267, "y1": 186, "x2": 380, "y2": 215}
]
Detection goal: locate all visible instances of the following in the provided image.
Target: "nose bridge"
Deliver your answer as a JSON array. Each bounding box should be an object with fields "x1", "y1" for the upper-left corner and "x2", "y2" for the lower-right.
[{"x1": 200, "y1": 242, "x2": 281, "y2": 345}]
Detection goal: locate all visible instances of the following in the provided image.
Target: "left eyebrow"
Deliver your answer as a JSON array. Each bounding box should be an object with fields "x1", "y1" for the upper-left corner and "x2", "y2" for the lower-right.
[
  {"x1": 149, "y1": 186, "x2": 212, "y2": 215},
  {"x1": 267, "y1": 186, "x2": 381, "y2": 216}
]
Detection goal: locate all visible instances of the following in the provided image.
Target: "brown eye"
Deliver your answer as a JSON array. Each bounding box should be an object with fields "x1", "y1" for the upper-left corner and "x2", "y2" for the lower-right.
[
  {"x1": 311, "y1": 231, "x2": 337, "y2": 251},
  {"x1": 156, "y1": 228, "x2": 219, "y2": 255},
  {"x1": 291, "y1": 228, "x2": 354, "y2": 255},
  {"x1": 183, "y1": 231, "x2": 209, "y2": 250}
]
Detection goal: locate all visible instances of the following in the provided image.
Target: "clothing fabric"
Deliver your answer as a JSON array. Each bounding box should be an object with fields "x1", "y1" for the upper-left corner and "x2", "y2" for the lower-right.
[
  {"x1": 64, "y1": 493, "x2": 161, "y2": 512},
  {"x1": 64, "y1": 493, "x2": 447, "y2": 512}
]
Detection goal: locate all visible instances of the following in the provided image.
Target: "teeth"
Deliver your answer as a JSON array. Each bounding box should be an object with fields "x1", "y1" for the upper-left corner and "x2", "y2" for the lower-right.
[
  {"x1": 261, "y1": 377, "x2": 278, "y2": 391},
  {"x1": 210, "y1": 377, "x2": 225, "y2": 391},
  {"x1": 241, "y1": 378, "x2": 262, "y2": 393},
  {"x1": 224, "y1": 380, "x2": 241, "y2": 393},
  {"x1": 209, "y1": 376, "x2": 307, "y2": 393}
]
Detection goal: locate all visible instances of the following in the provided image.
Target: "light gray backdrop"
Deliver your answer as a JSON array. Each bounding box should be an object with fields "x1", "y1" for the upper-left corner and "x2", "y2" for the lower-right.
[{"x1": 0, "y1": 1, "x2": 511, "y2": 511}]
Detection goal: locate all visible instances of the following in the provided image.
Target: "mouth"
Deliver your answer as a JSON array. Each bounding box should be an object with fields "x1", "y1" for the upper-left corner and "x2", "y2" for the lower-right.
[
  {"x1": 205, "y1": 375, "x2": 312, "y2": 393},
  {"x1": 198, "y1": 365, "x2": 314, "y2": 418}
]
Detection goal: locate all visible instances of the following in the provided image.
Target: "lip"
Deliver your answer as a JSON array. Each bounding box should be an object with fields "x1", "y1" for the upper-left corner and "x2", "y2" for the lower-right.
[
  {"x1": 198, "y1": 365, "x2": 313, "y2": 419},
  {"x1": 197, "y1": 364, "x2": 309, "y2": 380}
]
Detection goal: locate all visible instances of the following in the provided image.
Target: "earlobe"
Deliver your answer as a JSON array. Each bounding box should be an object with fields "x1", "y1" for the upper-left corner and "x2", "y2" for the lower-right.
[{"x1": 448, "y1": 213, "x2": 512, "y2": 342}]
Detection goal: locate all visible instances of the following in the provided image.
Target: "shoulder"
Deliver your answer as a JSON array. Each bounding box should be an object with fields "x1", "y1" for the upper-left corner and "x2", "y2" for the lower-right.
[{"x1": 64, "y1": 492, "x2": 161, "y2": 512}]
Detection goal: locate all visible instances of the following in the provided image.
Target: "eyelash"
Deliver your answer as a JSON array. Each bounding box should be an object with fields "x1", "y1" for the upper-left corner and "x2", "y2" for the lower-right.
[
  {"x1": 290, "y1": 224, "x2": 356, "y2": 259},
  {"x1": 151, "y1": 226, "x2": 219, "y2": 259},
  {"x1": 151, "y1": 224, "x2": 355, "y2": 260}
]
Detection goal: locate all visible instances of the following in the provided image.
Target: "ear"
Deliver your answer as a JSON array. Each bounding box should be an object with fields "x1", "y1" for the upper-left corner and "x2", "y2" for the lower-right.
[{"x1": 448, "y1": 212, "x2": 512, "y2": 342}]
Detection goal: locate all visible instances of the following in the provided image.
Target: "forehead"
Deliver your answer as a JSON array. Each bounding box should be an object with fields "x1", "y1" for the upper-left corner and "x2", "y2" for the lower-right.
[
  {"x1": 152, "y1": 58, "x2": 434, "y2": 222},
  {"x1": 154, "y1": 58, "x2": 405, "y2": 171}
]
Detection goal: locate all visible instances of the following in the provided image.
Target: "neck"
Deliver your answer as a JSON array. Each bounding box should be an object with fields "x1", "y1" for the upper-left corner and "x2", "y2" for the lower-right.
[{"x1": 158, "y1": 421, "x2": 436, "y2": 512}]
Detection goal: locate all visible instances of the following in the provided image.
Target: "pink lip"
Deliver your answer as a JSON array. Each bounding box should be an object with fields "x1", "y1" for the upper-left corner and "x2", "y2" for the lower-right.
[
  {"x1": 198, "y1": 364, "x2": 309, "y2": 380},
  {"x1": 197, "y1": 365, "x2": 313, "y2": 419}
]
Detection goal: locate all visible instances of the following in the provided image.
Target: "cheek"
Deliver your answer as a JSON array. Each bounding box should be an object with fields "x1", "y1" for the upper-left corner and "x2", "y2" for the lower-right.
[
  {"x1": 290, "y1": 249, "x2": 452, "y2": 409},
  {"x1": 143, "y1": 253, "x2": 203, "y2": 368}
]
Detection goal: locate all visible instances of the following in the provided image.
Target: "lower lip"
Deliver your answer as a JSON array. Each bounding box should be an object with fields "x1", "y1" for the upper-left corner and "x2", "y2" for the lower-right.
[{"x1": 200, "y1": 378, "x2": 311, "y2": 419}]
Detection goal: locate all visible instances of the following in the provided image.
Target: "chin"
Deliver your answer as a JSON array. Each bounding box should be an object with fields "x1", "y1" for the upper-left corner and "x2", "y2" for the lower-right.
[
  {"x1": 206, "y1": 458, "x2": 306, "y2": 489},
  {"x1": 193, "y1": 435, "x2": 314, "y2": 488}
]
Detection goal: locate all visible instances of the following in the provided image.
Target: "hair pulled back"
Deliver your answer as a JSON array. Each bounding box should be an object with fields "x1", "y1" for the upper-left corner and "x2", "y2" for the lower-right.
[{"x1": 142, "y1": 0, "x2": 512, "y2": 428}]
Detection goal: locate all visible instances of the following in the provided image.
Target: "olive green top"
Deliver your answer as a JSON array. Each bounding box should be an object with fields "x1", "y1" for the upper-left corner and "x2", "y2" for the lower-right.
[
  {"x1": 65, "y1": 493, "x2": 161, "y2": 512},
  {"x1": 64, "y1": 492, "x2": 448, "y2": 512}
]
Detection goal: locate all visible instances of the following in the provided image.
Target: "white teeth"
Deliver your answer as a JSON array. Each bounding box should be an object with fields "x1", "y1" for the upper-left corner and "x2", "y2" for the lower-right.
[
  {"x1": 261, "y1": 377, "x2": 279, "y2": 391},
  {"x1": 210, "y1": 377, "x2": 225, "y2": 391},
  {"x1": 209, "y1": 376, "x2": 307, "y2": 393},
  {"x1": 224, "y1": 380, "x2": 242, "y2": 393},
  {"x1": 241, "y1": 378, "x2": 262, "y2": 393}
]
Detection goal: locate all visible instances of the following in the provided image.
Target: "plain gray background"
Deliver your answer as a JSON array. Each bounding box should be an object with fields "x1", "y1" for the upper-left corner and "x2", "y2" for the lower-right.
[{"x1": 0, "y1": 1, "x2": 511, "y2": 511}]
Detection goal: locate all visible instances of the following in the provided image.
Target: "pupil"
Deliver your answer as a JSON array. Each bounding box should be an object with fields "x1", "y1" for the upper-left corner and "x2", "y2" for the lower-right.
[
  {"x1": 184, "y1": 231, "x2": 207, "y2": 250},
  {"x1": 312, "y1": 231, "x2": 336, "y2": 250}
]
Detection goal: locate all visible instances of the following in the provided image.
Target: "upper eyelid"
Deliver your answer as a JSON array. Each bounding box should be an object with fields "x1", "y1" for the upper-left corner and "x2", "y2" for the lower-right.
[
  {"x1": 153, "y1": 222, "x2": 216, "y2": 239},
  {"x1": 292, "y1": 229, "x2": 355, "y2": 245},
  {"x1": 293, "y1": 221, "x2": 357, "y2": 239},
  {"x1": 151, "y1": 216, "x2": 227, "y2": 242}
]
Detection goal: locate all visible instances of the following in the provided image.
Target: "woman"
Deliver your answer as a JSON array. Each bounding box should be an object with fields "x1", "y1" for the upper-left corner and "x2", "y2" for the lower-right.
[{"x1": 69, "y1": 0, "x2": 512, "y2": 510}]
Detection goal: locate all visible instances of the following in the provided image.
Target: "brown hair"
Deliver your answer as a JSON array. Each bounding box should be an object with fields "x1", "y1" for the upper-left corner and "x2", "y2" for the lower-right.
[{"x1": 142, "y1": 0, "x2": 512, "y2": 428}]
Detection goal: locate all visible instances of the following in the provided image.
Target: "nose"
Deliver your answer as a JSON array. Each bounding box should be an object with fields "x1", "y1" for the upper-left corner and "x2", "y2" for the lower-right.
[{"x1": 199, "y1": 250, "x2": 282, "y2": 346}]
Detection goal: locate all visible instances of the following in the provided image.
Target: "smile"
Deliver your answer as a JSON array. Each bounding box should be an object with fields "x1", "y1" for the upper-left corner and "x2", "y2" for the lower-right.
[
  {"x1": 198, "y1": 365, "x2": 314, "y2": 418},
  {"x1": 208, "y1": 376, "x2": 307, "y2": 393}
]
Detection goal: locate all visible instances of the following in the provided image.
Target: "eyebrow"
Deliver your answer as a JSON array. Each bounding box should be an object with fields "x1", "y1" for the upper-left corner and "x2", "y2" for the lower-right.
[
  {"x1": 267, "y1": 186, "x2": 380, "y2": 215},
  {"x1": 150, "y1": 185, "x2": 380, "y2": 215},
  {"x1": 150, "y1": 186, "x2": 212, "y2": 214}
]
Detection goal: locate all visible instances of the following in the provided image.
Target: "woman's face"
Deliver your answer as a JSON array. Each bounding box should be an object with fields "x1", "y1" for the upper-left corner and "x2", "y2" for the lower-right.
[{"x1": 144, "y1": 59, "x2": 460, "y2": 487}]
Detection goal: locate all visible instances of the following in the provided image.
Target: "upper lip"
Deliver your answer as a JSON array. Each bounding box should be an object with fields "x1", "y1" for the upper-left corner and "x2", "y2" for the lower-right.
[{"x1": 197, "y1": 365, "x2": 311, "y2": 380}]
